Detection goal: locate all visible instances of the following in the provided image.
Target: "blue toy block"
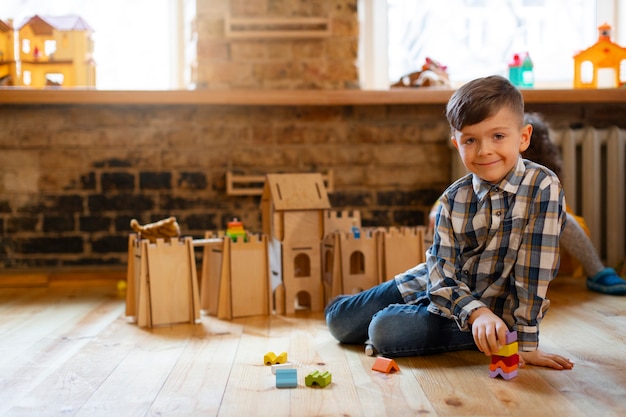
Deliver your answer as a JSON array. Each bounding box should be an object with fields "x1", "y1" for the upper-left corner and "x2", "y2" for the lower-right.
[{"x1": 276, "y1": 368, "x2": 297, "y2": 388}]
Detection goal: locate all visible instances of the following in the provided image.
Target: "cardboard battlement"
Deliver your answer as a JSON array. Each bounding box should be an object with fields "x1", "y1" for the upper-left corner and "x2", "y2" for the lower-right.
[{"x1": 379, "y1": 226, "x2": 426, "y2": 238}]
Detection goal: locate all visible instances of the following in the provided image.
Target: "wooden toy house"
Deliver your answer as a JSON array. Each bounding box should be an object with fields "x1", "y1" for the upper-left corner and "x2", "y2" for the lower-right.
[
  {"x1": 574, "y1": 23, "x2": 626, "y2": 88},
  {"x1": 17, "y1": 15, "x2": 96, "y2": 87},
  {"x1": 261, "y1": 173, "x2": 330, "y2": 314},
  {"x1": 199, "y1": 231, "x2": 271, "y2": 320},
  {"x1": 0, "y1": 19, "x2": 16, "y2": 85}
]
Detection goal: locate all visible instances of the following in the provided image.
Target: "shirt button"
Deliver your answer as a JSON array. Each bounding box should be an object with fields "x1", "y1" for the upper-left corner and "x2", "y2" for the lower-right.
[
  {"x1": 463, "y1": 270, "x2": 469, "y2": 275},
  {"x1": 496, "y1": 211, "x2": 502, "y2": 216}
]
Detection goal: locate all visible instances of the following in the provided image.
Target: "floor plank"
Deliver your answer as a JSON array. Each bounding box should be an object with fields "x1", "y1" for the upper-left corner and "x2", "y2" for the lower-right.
[{"x1": 0, "y1": 274, "x2": 625, "y2": 417}]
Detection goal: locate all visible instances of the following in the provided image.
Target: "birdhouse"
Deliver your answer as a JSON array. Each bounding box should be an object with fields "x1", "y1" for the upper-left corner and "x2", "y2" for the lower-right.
[
  {"x1": 17, "y1": 15, "x2": 96, "y2": 87},
  {"x1": 0, "y1": 19, "x2": 16, "y2": 85},
  {"x1": 573, "y1": 23, "x2": 626, "y2": 89},
  {"x1": 261, "y1": 173, "x2": 330, "y2": 314}
]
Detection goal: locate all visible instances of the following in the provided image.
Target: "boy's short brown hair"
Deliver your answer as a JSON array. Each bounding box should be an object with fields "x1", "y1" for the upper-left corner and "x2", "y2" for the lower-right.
[{"x1": 446, "y1": 75, "x2": 525, "y2": 131}]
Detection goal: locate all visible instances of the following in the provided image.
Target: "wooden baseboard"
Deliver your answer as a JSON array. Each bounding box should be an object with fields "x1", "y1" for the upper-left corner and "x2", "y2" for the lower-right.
[{"x1": 0, "y1": 268, "x2": 126, "y2": 288}]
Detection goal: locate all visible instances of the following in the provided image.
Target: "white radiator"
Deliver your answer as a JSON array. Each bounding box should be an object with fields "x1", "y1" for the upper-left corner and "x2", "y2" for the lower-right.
[
  {"x1": 552, "y1": 126, "x2": 625, "y2": 267},
  {"x1": 449, "y1": 126, "x2": 626, "y2": 267}
]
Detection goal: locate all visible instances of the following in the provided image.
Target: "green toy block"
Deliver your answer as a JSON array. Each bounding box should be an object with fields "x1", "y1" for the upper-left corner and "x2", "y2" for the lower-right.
[{"x1": 305, "y1": 370, "x2": 332, "y2": 388}]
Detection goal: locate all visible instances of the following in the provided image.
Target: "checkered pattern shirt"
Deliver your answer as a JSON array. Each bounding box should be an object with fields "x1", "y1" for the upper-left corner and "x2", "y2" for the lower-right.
[{"x1": 395, "y1": 157, "x2": 566, "y2": 351}]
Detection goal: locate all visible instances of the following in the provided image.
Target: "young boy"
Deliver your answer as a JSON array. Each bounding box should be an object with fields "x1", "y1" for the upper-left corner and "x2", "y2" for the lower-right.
[{"x1": 325, "y1": 75, "x2": 573, "y2": 371}]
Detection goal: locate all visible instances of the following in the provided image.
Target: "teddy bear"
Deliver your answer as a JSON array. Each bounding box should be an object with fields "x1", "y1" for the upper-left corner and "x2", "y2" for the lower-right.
[{"x1": 130, "y1": 217, "x2": 180, "y2": 243}]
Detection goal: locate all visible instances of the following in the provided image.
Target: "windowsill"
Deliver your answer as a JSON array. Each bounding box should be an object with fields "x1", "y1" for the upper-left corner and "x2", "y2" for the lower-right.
[{"x1": 0, "y1": 87, "x2": 624, "y2": 105}]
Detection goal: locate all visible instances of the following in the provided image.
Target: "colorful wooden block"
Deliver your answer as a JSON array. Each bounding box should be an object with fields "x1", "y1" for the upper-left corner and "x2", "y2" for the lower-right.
[
  {"x1": 489, "y1": 331, "x2": 519, "y2": 380},
  {"x1": 276, "y1": 368, "x2": 298, "y2": 388},
  {"x1": 489, "y1": 368, "x2": 518, "y2": 380},
  {"x1": 372, "y1": 357, "x2": 400, "y2": 373},
  {"x1": 305, "y1": 370, "x2": 332, "y2": 388},
  {"x1": 495, "y1": 341, "x2": 518, "y2": 357},
  {"x1": 264, "y1": 351, "x2": 288, "y2": 366},
  {"x1": 271, "y1": 363, "x2": 295, "y2": 374}
]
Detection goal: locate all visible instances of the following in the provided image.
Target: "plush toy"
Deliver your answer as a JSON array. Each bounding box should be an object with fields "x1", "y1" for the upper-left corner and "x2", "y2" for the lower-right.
[
  {"x1": 130, "y1": 217, "x2": 180, "y2": 243},
  {"x1": 391, "y1": 57, "x2": 451, "y2": 88}
]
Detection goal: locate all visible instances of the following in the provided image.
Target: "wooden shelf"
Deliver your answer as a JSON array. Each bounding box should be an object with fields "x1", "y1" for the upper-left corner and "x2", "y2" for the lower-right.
[{"x1": 0, "y1": 87, "x2": 624, "y2": 106}]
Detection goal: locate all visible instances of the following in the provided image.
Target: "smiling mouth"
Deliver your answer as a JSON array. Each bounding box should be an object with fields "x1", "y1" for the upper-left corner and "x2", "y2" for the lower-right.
[{"x1": 476, "y1": 160, "x2": 501, "y2": 166}]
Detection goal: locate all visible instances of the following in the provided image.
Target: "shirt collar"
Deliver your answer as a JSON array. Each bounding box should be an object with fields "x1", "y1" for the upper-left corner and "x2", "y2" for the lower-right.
[{"x1": 472, "y1": 156, "x2": 525, "y2": 201}]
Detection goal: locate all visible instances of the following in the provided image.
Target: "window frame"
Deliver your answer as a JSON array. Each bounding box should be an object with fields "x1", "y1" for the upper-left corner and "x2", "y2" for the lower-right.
[{"x1": 358, "y1": 0, "x2": 625, "y2": 89}]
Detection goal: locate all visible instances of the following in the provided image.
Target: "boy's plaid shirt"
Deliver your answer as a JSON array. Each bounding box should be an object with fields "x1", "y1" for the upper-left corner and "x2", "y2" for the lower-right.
[{"x1": 395, "y1": 157, "x2": 566, "y2": 351}]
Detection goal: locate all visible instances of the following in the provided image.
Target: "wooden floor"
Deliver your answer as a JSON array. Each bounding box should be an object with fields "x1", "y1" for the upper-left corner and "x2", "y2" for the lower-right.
[{"x1": 0, "y1": 273, "x2": 625, "y2": 417}]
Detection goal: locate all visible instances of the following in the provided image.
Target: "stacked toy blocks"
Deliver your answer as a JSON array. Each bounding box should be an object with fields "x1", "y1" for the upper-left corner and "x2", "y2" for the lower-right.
[{"x1": 489, "y1": 331, "x2": 519, "y2": 380}]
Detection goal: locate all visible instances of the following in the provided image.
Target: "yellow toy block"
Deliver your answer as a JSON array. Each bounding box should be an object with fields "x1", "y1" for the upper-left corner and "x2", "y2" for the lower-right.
[
  {"x1": 495, "y1": 341, "x2": 518, "y2": 357},
  {"x1": 264, "y1": 351, "x2": 288, "y2": 366}
]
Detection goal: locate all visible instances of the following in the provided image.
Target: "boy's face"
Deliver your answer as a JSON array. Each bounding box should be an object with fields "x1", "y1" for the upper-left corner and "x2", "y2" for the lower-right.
[{"x1": 451, "y1": 107, "x2": 531, "y2": 183}]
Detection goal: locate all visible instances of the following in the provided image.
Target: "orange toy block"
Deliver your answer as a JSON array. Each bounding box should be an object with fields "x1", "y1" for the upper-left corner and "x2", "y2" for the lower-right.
[{"x1": 372, "y1": 357, "x2": 400, "y2": 373}]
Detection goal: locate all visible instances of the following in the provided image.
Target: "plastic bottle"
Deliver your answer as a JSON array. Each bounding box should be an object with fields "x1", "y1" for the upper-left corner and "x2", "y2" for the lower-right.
[
  {"x1": 521, "y1": 52, "x2": 534, "y2": 88},
  {"x1": 508, "y1": 54, "x2": 523, "y2": 87}
]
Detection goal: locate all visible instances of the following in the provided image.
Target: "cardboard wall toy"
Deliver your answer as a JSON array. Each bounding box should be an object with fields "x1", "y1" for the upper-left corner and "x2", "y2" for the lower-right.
[
  {"x1": 199, "y1": 231, "x2": 270, "y2": 320},
  {"x1": 322, "y1": 229, "x2": 379, "y2": 304},
  {"x1": 324, "y1": 210, "x2": 361, "y2": 237},
  {"x1": 377, "y1": 226, "x2": 427, "y2": 282},
  {"x1": 126, "y1": 234, "x2": 200, "y2": 328}
]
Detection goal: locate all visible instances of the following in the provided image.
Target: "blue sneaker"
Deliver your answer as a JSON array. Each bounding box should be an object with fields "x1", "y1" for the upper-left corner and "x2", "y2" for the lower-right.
[{"x1": 587, "y1": 268, "x2": 626, "y2": 295}]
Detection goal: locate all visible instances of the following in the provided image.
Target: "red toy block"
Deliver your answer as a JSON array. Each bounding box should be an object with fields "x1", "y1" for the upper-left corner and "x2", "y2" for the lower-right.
[{"x1": 372, "y1": 357, "x2": 399, "y2": 373}]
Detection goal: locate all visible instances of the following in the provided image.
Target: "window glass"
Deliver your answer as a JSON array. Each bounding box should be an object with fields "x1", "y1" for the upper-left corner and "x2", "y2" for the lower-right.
[
  {"x1": 2, "y1": 0, "x2": 172, "y2": 89},
  {"x1": 388, "y1": 0, "x2": 597, "y2": 86}
]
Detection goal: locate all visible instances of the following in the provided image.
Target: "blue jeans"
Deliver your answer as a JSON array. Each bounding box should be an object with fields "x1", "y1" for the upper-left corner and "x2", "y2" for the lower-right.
[{"x1": 325, "y1": 279, "x2": 477, "y2": 357}]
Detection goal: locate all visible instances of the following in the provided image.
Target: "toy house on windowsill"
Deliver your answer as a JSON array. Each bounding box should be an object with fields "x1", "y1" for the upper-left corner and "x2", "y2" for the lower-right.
[
  {"x1": 0, "y1": 19, "x2": 16, "y2": 85},
  {"x1": 261, "y1": 173, "x2": 330, "y2": 314},
  {"x1": 573, "y1": 23, "x2": 626, "y2": 89},
  {"x1": 17, "y1": 15, "x2": 96, "y2": 87}
]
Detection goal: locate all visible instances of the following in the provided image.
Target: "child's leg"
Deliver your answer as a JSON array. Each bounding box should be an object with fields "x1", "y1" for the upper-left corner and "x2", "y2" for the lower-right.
[
  {"x1": 368, "y1": 303, "x2": 476, "y2": 357},
  {"x1": 325, "y1": 279, "x2": 405, "y2": 344},
  {"x1": 561, "y1": 213, "x2": 626, "y2": 295},
  {"x1": 561, "y1": 214, "x2": 604, "y2": 275}
]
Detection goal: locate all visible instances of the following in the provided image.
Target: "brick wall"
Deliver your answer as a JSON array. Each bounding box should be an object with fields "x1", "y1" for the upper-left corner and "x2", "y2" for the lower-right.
[
  {"x1": 0, "y1": 102, "x2": 451, "y2": 269},
  {"x1": 190, "y1": 0, "x2": 359, "y2": 89}
]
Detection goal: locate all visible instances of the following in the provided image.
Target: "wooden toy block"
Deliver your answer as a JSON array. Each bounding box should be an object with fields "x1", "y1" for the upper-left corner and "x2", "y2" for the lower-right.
[
  {"x1": 489, "y1": 368, "x2": 518, "y2": 380},
  {"x1": 305, "y1": 370, "x2": 332, "y2": 388},
  {"x1": 264, "y1": 351, "x2": 288, "y2": 366},
  {"x1": 271, "y1": 363, "x2": 295, "y2": 374},
  {"x1": 489, "y1": 361, "x2": 519, "y2": 374},
  {"x1": 505, "y1": 331, "x2": 518, "y2": 344},
  {"x1": 199, "y1": 231, "x2": 271, "y2": 320},
  {"x1": 276, "y1": 368, "x2": 298, "y2": 388},
  {"x1": 126, "y1": 235, "x2": 200, "y2": 328},
  {"x1": 490, "y1": 353, "x2": 519, "y2": 369},
  {"x1": 489, "y1": 331, "x2": 519, "y2": 380},
  {"x1": 372, "y1": 357, "x2": 400, "y2": 374},
  {"x1": 495, "y1": 341, "x2": 518, "y2": 357}
]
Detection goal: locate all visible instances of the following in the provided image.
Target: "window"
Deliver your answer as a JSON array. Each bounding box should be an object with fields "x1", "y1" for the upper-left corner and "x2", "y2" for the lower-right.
[
  {"x1": 359, "y1": 0, "x2": 625, "y2": 88},
  {"x1": 3, "y1": 0, "x2": 178, "y2": 90}
]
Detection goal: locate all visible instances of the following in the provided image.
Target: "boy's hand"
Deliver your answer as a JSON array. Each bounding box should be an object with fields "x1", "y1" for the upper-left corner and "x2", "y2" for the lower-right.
[
  {"x1": 519, "y1": 350, "x2": 574, "y2": 370},
  {"x1": 468, "y1": 307, "x2": 509, "y2": 355}
]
